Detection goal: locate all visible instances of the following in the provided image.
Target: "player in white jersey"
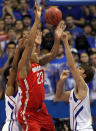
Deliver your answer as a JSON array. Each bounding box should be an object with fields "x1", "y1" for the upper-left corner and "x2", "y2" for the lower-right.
[
  {"x1": 2, "y1": 86, "x2": 22, "y2": 131},
  {"x1": 56, "y1": 32, "x2": 95, "y2": 131},
  {"x1": 2, "y1": 37, "x2": 26, "y2": 131}
]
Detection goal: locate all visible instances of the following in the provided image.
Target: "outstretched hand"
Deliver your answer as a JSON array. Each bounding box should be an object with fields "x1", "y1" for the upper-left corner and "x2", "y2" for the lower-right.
[
  {"x1": 34, "y1": 2, "x2": 42, "y2": 20},
  {"x1": 60, "y1": 70, "x2": 69, "y2": 81},
  {"x1": 55, "y1": 21, "x2": 66, "y2": 39},
  {"x1": 35, "y1": 30, "x2": 42, "y2": 45}
]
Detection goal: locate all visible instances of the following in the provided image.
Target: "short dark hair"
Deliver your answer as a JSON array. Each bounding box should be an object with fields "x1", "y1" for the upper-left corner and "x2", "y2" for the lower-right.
[
  {"x1": 22, "y1": 15, "x2": 31, "y2": 20},
  {"x1": 80, "y1": 64, "x2": 95, "y2": 83},
  {"x1": 8, "y1": 27, "x2": 16, "y2": 32},
  {"x1": 7, "y1": 41, "x2": 16, "y2": 48},
  {"x1": 83, "y1": 23, "x2": 92, "y2": 29},
  {"x1": 89, "y1": 51, "x2": 96, "y2": 57},
  {"x1": 65, "y1": 15, "x2": 74, "y2": 19},
  {"x1": 4, "y1": 13, "x2": 13, "y2": 19},
  {"x1": 42, "y1": 32, "x2": 54, "y2": 51}
]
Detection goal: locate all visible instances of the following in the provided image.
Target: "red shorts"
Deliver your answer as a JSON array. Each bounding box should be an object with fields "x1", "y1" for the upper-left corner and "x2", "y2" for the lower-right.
[
  {"x1": 18, "y1": 103, "x2": 56, "y2": 131},
  {"x1": 19, "y1": 121, "x2": 55, "y2": 131}
]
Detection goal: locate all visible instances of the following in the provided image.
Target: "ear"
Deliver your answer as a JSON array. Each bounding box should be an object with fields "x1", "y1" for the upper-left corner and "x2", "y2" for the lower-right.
[{"x1": 83, "y1": 73, "x2": 86, "y2": 79}]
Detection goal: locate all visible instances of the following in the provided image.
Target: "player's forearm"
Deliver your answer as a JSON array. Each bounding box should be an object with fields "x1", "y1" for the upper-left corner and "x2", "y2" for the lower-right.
[
  {"x1": 39, "y1": 37, "x2": 60, "y2": 65},
  {"x1": 56, "y1": 79, "x2": 65, "y2": 101},
  {"x1": 29, "y1": 18, "x2": 40, "y2": 47},
  {"x1": 50, "y1": 37, "x2": 60, "y2": 58},
  {"x1": 12, "y1": 47, "x2": 21, "y2": 69},
  {"x1": 35, "y1": 44, "x2": 40, "y2": 54},
  {"x1": 63, "y1": 41, "x2": 76, "y2": 70}
]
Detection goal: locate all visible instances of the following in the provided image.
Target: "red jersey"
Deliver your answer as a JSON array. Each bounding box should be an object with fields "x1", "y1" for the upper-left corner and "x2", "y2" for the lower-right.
[
  {"x1": 18, "y1": 63, "x2": 55, "y2": 131},
  {"x1": 18, "y1": 63, "x2": 45, "y2": 112}
]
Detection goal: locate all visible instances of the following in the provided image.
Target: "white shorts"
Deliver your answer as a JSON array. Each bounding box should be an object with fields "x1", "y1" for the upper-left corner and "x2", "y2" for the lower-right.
[{"x1": 2, "y1": 120, "x2": 22, "y2": 131}]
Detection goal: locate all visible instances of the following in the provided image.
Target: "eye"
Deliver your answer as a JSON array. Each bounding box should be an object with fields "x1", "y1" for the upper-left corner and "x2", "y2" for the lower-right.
[{"x1": 78, "y1": 67, "x2": 82, "y2": 70}]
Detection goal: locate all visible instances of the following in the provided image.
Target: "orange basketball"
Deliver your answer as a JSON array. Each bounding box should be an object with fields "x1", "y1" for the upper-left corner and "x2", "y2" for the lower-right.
[{"x1": 45, "y1": 7, "x2": 62, "y2": 26}]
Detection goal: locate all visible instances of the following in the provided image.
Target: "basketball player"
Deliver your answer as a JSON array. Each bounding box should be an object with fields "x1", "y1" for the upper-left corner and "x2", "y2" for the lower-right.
[
  {"x1": 1, "y1": 36, "x2": 28, "y2": 131},
  {"x1": 56, "y1": 32, "x2": 95, "y2": 131},
  {"x1": 17, "y1": 3, "x2": 66, "y2": 131}
]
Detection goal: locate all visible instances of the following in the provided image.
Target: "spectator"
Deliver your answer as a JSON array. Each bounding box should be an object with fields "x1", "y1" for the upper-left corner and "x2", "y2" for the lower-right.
[
  {"x1": 89, "y1": 51, "x2": 96, "y2": 100},
  {"x1": 42, "y1": 31, "x2": 54, "y2": 51},
  {"x1": 59, "y1": 6, "x2": 85, "y2": 26},
  {"x1": 4, "y1": 13, "x2": 15, "y2": 32},
  {"x1": 15, "y1": 20, "x2": 23, "y2": 40},
  {"x1": 88, "y1": 5, "x2": 96, "y2": 20},
  {"x1": 0, "y1": 44, "x2": 8, "y2": 68},
  {"x1": 65, "y1": 15, "x2": 83, "y2": 40},
  {"x1": 22, "y1": 29, "x2": 29, "y2": 37},
  {"x1": 83, "y1": 23, "x2": 95, "y2": 49},
  {"x1": 43, "y1": 63, "x2": 58, "y2": 100},
  {"x1": 7, "y1": 27, "x2": 17, "y2": 43},
  {"x1": 19, "y1": 0, "x2": 29, "y2": 16},
  {"x1": 91, "y1": 18, "x2": 96, "y2": 34},
  {"x1": 6, "y1": 41, "x2": 16, "y2": 58},
  {"x1": 11, "y1": 0, "x2": 22, "y2": 20},
  {"x1": 28, "y1": 0, "x2": 35, "y2": 8},
  {"x1": 0, "y1": 41, "x2": 16, "y2": 69},
  {"x1": 80, "y1": 52, "x2": 90, "y2": 65},
  {"x1": 75, "y1": 35, "x2": 90, "y2": 53},
  {"x1": 3, "y1": 27, "x2": 17, "y2": 52},
  {"x1": 2, "y1": 0, "x2": 16, "y2": 23},
  {"x1": 0, "y1": 19, "x2": 8, "y2": 43},
  {"x1": 40, "y1": 0, "x2": 49, "y2": 9},
  {"x1": 22, "y1": 14, "x2": 32, "y2": 30},
  {"x1": 81, "y1": 6, "x2": 90, "y2": 22}
]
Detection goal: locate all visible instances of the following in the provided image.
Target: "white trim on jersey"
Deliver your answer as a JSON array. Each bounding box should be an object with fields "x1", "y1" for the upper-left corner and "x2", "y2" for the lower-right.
[
  {"x1": 73, "y1": 100, "x2": 83, "y2": 130},
  {"x1": 22, "y1": 79, "x2": 29, "y2": 131}
]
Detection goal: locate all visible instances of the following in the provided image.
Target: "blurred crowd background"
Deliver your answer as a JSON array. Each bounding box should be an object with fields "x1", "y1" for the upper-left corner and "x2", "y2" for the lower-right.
[{"x1": 0, "y1": 0, "x2": 96, "y2": 130}]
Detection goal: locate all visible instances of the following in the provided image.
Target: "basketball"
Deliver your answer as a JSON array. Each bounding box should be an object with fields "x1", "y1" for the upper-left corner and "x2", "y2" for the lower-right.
[{"x1": 45, "y1": 7, "x2": 62, "y2": 26}]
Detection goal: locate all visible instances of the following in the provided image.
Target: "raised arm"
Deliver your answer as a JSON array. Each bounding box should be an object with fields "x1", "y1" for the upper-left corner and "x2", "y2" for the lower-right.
[
  {"x1": 55, "y1": 70, "x2": 70, "y2": 102},
  {"x1": 34, "y1": 29, "x2": 42, "y2": 54},
  {"x1": 6, "y1": 38, "x2": 25, "y2": 96},
  {"x1": 61, "y1": 32, "x2": 87, "y2": 100},
  {"x1": 39, "y1": 22, "x2": 66, "y2": 66},
  {"x1": 18, "y1": 3, "x2": 42, "y2": 75}
]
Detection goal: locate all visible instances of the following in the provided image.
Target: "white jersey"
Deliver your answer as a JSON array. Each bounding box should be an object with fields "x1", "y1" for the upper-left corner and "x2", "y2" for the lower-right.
[
  {"x1": 2, "y1": 87, "x2": 22, "y2": 131},
  {"x1": 69, "y1": 87, "x2": 93, "y2": 131}
]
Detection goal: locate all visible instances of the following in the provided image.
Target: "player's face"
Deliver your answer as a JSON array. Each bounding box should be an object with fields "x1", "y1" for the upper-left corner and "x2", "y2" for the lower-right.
[
  {"x1": 66, "y1": 16, "x2": 74, "y2": 27},
  {"x1": 78, "y1": 66, "x2": 86, "y2": 79}
]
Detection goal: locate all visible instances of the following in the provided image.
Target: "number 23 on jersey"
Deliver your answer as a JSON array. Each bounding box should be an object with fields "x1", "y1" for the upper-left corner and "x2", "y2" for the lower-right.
[{"x1": 37, "y1": 71, "x2": 44, "y2": 85}]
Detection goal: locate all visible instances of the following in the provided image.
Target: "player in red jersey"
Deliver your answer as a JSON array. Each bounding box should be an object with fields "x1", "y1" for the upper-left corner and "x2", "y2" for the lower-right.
[{"x1": 17, "y1": 3, "x2": 66, "y2": 131}]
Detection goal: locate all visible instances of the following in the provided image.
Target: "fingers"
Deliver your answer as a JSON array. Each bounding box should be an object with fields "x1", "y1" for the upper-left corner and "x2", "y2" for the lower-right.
[
  {"x1": 34, "y1": 2, "x2": 42, "y2": 14},
  {"x1": 60, "y1": 70, "x2": 69, "y2": 80},
  {"x1": 62, "y1": 70, "x2": 69, "y2": 75}
]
